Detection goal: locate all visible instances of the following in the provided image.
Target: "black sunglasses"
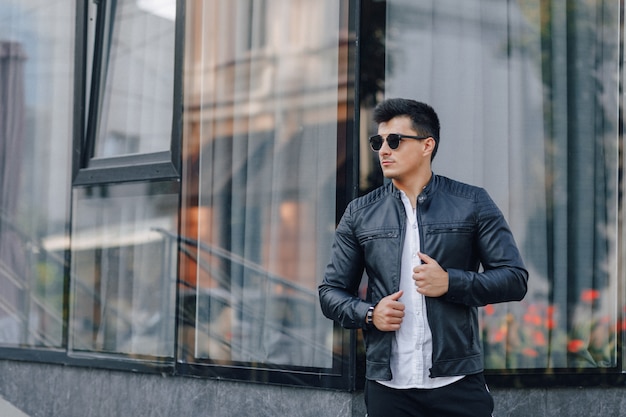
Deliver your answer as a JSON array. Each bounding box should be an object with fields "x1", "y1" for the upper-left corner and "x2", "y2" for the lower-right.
[{"x1": 368, "y1": 133, "x2": 430, "y2": 151}]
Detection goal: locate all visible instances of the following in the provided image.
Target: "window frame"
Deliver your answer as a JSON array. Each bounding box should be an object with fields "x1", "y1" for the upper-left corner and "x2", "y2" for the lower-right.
[
  {"x1": 67, "y1": 0, "x2": 362, "y2": 391},
  {"x1": 72, "y1": 0, "x2": 184, "y2": 186},
  {"x1": 53, "y1": 0, "x2": 185, "y2": 371},
  {"x1": 171, "y1": 0, "x2": 361, "y2": 391}
]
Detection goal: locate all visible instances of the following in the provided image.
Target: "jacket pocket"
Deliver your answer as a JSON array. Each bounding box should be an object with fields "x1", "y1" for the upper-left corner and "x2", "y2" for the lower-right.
[
  {"x1": 357, "y1": 229, "x2": 402, "y2": 299},
  {"x1": 425, "y1": 224, "x2": 473, "y2": 235},
  {"x1": 357, "y1": 229, "x2": 399, "y2": 244}
]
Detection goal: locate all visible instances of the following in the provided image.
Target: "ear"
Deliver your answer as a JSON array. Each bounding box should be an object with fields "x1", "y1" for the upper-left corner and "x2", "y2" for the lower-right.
[{"x1": 422, "y1": 137, "x2": 435, "y2": 157}]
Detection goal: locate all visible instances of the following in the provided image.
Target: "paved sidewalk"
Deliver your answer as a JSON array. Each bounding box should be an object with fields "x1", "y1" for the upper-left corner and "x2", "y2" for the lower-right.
[{"x1": 0, "y1": 395, "x2": 29, "y2": 417}]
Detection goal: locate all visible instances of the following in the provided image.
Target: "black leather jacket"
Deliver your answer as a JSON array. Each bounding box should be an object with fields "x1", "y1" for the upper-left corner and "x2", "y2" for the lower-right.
[{"x1": 318, "y1": 174, "x2": 528, "y2": 381}]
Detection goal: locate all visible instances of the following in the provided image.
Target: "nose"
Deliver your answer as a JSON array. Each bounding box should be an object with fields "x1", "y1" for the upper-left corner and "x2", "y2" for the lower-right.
[{"x1": 378, "y1": 138, "x2": 392, "y2": 154}]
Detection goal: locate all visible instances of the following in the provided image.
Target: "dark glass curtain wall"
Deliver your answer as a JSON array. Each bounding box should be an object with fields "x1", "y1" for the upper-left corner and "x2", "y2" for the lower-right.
[
  {"x1": 359, "y1": 0, "x2": 620, "y2": 371},
  {"x1": 0, "y1": 0, "x2": 623, "y2": 390}
]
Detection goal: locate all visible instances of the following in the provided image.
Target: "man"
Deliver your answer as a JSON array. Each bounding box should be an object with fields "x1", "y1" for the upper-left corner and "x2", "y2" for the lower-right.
[{"x1": 318, "y1": 98, "x2": 528, "y2": 416}]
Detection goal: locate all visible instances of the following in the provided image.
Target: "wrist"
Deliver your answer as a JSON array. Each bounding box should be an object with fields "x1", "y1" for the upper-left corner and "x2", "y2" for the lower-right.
[{"x1": 365, "y1": 305, "x2": 375, "y2": 326}]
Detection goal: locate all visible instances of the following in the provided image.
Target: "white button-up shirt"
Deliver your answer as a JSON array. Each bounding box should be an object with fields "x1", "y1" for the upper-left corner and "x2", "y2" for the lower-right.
[{"x1": 378, "y1": 191, "x2": 464, "y2": 389}]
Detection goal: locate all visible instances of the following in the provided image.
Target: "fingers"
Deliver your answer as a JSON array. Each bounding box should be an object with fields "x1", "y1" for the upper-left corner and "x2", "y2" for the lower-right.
[
  {"x1": 372, "y1": 291, "x2": 405, "y2": 331},
  {"x1": 417, "y1": 251, "x2": 432, "y2": 263},
  {"x1": 413, "y1": 253, "x2": 448, "y2": 297},
  {"x1": 389, "y1": 290, "x2": 403, "y2": 301}
]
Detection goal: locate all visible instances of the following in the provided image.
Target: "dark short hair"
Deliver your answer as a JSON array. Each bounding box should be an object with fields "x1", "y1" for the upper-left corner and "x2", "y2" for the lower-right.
[{"x1": 373, "y1": 98, "x2": 440, "y2": 159}]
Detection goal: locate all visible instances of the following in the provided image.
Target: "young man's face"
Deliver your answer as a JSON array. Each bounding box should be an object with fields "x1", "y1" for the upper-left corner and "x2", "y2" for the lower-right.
[{"x1": 375, "y1": 116, "x2": 433, "y2": 183}]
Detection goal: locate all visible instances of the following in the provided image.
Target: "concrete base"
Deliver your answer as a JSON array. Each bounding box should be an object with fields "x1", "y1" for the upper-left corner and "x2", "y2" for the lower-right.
[{"x1": 0, "y1": 360, "x2": 624, "y2": 417}]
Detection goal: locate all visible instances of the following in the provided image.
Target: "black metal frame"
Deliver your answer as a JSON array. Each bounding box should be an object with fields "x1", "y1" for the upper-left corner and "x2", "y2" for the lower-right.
[{"x1": 72, "y1": 0, "x2": 183, "y2": 186}]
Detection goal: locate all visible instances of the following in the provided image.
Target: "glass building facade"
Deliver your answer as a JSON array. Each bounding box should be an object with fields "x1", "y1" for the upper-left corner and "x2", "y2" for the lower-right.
[{"x1": 0, "y1": 0, "x2": 624, "y2": 396}]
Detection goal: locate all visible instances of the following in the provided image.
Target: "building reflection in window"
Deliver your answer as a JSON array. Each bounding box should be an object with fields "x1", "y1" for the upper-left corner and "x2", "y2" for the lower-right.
[
  {"x1": 379, "y1": 0, "x2": 620, "y2": 371},
  {"x1": 0, "y1": 1, "x2": 75, "y2": 349},
  {"x1": 179, "y1": 0, "x2": 350, "y2": 368},
  {"x1": 70, "y1": 182, "x2": 179, "y2": 358}
]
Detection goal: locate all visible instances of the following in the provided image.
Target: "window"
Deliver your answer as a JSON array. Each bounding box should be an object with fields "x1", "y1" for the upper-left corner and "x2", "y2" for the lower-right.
[
  {"x1": 359, "y1": 0, "x2": 622, "y2": 380},
  {"x1": 69, "y1": 182, "x2": 179, "y2": 359},
  {"x1": 75, "y1": 0, "x2": 181, "y2": 185},
  {"x1": 178, "y1": 0, "x2": 352, "y2": 387},
  {"x1": 67, "y1": 0, "x2": 182, "y2": 365},
  {"x1": 0, "y1": 0, "x2": 355, "y2": 389},
  {"x1": 0, "y1": 0, "x2": 75, "y2": 350}
]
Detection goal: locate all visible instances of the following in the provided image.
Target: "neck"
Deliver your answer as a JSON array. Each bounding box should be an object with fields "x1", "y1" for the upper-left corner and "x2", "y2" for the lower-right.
[{"x1": 393, "y1": 171, "x2": 432, "y2": 207}]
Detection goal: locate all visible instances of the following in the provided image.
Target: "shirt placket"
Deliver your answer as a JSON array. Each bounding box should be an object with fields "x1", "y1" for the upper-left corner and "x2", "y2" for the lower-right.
[{"x1": 410, "y1": 215, "x2": 426, "y2": 386}]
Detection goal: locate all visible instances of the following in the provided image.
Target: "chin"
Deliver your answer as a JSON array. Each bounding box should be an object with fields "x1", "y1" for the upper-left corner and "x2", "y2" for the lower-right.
[{"x1": 381, "y1": 169, "x2": 396, "y2": 179}]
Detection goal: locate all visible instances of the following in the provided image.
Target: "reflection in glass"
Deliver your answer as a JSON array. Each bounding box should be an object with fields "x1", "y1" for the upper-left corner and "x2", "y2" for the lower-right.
[
  {"x1": 93, "y1": 0, "x2": 176, "y2": 158},
  {"x1": 377, "y1": 0, "x2": 620, "y2": 370},
  {"x1": 179, "y1": 0, "x2": 350, "y2": 368},
  {"x1": 70, "y1": 183, "x2": 179, "y2": 357},
  {"x1": 0, "y1": 1, "x2": 75, "y2": 348}
]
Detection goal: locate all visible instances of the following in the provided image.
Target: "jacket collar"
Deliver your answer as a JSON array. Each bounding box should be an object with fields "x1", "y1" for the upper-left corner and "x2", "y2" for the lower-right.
[
  {"x1": 389, "y1": 172, "x2": 437, "y2": 203},
  {"x1": 419, "y1": 172, "x2": 437, "y2": 203}
]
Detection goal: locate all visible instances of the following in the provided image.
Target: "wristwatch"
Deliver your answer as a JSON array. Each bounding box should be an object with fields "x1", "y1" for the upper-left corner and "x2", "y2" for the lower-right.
[{"x1": 365, "y1": 305, "x2": 375, "y2": 325}]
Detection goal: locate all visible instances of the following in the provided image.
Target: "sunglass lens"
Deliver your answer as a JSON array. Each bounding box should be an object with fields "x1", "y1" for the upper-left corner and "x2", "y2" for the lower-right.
[
  {"x1": 369, "y1": 135, "x2": 383, "y2": 151},
  {"x1": 386, "y1": 134, "x2": 401, "y2": 149}
]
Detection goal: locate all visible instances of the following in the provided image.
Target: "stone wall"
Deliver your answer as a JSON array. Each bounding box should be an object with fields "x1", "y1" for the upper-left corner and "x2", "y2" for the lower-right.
[{"x1": 0, "y1": 360, "x2": 622, "y2": 417}]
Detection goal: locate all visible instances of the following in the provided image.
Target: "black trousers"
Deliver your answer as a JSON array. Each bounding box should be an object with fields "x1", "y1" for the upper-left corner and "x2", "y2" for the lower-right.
[{"x1": 364, "y1": 373, "x2": 494, "y2": 417}]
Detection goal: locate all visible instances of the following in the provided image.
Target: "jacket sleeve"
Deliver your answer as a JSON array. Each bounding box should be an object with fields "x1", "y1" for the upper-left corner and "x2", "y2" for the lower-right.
[
  {"x1": 444, "y1": 188, "x2": 528, "y2": 306},
  {"x1": 318, "y1": 203, "x2": 371, "y2": 329}
]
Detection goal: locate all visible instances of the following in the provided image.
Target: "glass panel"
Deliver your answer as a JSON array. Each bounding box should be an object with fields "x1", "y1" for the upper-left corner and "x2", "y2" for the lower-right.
[
  {"x1": 180, "y1": 0, "x2": 349, "y2": 369},
  {"x1": 0, "y1": 1, "x2": 74, "y2": 348},
  {"x1": 92, "y1": 0, "x2": 176, "y2": 158},
  {"x1": 70, "y1": 182, "x2": 178, "y2": 357},
  {"x1": 367, "y1": 0, "x2": 620, "y2": 370}
]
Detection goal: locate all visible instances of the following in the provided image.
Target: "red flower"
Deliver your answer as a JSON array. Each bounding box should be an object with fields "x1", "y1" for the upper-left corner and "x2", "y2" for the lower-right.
[
  {"x1": 524, "y1": 312, "x2": 542, "y2": 326},
  {"x1": 581, "y1": 289, "x2": 600, "y2": 303},
  {"x1": 492, "y1": 328, "x2": 507, "y2": 343},
  {"x1": 545, "y1": 306, "x2": 556, "y2": 329},
  {"x1": 533, "y1": 331, "x2": 547, "y2": 346},
  {"x1": 567, "y1": 339, "x2": 586, "y2": 353},
  {"x1": 522, "y1": 347, "x2": 539, "y2": 357},
  {"x1": 484, "y1": 304, "x2": 495, "y2": 315}
]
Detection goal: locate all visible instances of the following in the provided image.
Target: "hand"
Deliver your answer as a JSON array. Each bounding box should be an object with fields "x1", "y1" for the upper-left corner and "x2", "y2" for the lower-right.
[
  {"x1": 413, "y1": 252, "x2": 449, "y2": 297},
  {"x1": 372, "y1": 290, "x2": 405, "y2": 331}
]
